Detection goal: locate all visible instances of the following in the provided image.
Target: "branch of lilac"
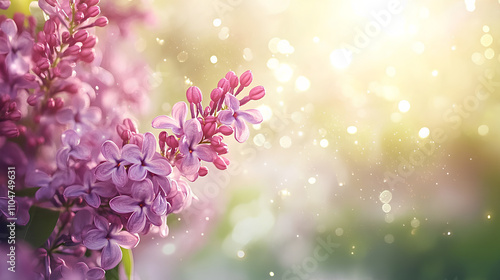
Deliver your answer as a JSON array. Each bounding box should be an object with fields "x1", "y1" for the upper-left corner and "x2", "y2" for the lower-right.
[{"x1": 0, "y1": 0, "x2": 266, "y2": 278}]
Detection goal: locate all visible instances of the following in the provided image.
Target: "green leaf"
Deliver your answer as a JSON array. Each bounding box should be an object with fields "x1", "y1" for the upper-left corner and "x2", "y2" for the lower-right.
[
  {"x1": 121, "y1": 247, "x2": 134, "y2": 280},
  {"x1": 105, "y1": 265, "x2": 120, "y2": 280},
  {"x1": 16, "y1": 187, "x2": 40, "y2": 197},
  {"x1": 17, "y1": 206, "x2": 60, "y2": 248}
]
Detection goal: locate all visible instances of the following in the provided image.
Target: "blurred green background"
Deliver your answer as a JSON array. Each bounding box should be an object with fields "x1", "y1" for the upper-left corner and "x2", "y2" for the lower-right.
[{"x1": 7, "y1": 0, "x2": 500, "y2": 279}]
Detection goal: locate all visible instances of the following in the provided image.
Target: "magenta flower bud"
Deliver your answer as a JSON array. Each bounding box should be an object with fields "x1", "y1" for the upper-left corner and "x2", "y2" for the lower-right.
[
  {"x1": 166, "y1": 135, "x2": 179, "y2": 149},
  {"x1": 249, "y1": 86, "x2": 265, "y2": 100},
  {"x1": 159, "y1": 131, "x2": 167, "y2": 152},
  {"x1": 36, "y1": 58, "x2": 50, "y2": 71},
  {"x1": 121, "y1": 130, "x2": 132, "y2": 142},
  {"x1": 225, "y1": 71, "x2": 238, "y2": 88},
  {"x1": 43, "y1": 20, "x2": 56, "y2": 35},
  {"x1": 202, "y1": 122, "x2": 216, "y2": 138},
  {"x1": 217, "y1": 78, "x2": 230, "y2": 93},
  {"x1": 86, "y1": 6, "x2": 100, "y2": 18},
  {"x1": 33, "y1": 42, "x2": 45, "y2": 53},
  {"x1": 214, "y1": 156, "x2": 230, "y2": 170},
  {"x1": 63, "y1": 45, "x2": 81, "y2": 56},
  {"x1": 186, "y1": 86, "x2": 203, "y2": 103},
  {"x1": 239, "y1": 70, "x2": 253, "y2": 87},
  {"x1": 82, "y1": 35, "x2": 97, "y2": 48},
  {"x1": 9, "y1": 110, "x2": 21, "y2": 121},
  {"x1": 86, "y1": 0, "x2": 100, "y2": 6},
  {"x1": 62, "y1": 83, "x2": 79, "y2": 94},
  {"x1": 55, "y1": 97, "x2": 64, "y2": 109},
  {"x1": 61, "y1": 31, "x2": 70, "y2": 43},
  {"x1": 77, "y1": 3, "x2": 88, "y2": 11},
  {"x1": 93, "y1": 17, "x2": 109, "y2": 27},
  {"x1": 47, "y1": 98, "x2": 55, "y2": 109},
  {"x1": 211, "y1": 135, "x2": 223, "y2": 146},
  {"x1": 198, "y1": 166, "x2": 209, "y2": 177},
  {"x1": 73, "y1": 29, "x2": 89, "y2": 42},
  {"x1": 23, "y1": 73, "x2": 36, "y2": 82},
  {"x1": 79, "y1": 48, "x2": 95, "y2": 63},
  {"x1": 210, "y1": 88, "x2": 223, "y2": 102},
  {"x1": 217, "y1": 125, "x2": 233, "y2": 136},
  {"x1": 18, "y1": 125, "x2": 27, "y2": 135},
  {"x1": 0, "y1": 121, "x2": 19, "y2": 138},
  {"x1": 75, "y1": 11, "x2": 85, "y2": 21}
]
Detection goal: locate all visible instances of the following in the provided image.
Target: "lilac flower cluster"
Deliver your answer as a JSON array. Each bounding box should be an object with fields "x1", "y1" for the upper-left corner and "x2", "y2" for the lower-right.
[{"x1": 0, "y1": 1, "x2": 266, "y2": 278}]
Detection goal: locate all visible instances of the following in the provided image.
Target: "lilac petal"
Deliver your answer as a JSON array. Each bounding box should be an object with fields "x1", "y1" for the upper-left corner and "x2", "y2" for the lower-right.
[
  {"x1": 224, "y1": 93, "x2": 240, "y2": 111},
  {"x1": 146, "y1": 157, "x2": 172, "y2": 176},
  {"x1": 63, "y1": 184, "x2": 86, "y2": 198},
  {"x1": 121, "y1": 144, "x2": 142, "y2": 164},
  {"x1": 110, "y1": 195, "x2": 139, "y2": 214},
  {"x1": 180, "y1": 154, "x2": 200, "y2": 175},
  {"x1": 127, "y1": 210, "x2": 146, "y2": 233},
  {"x1": 61, "y1": 129, "x2": 80, "y2": 147},
  {"x1": 128, "y1": 164, "x2": 147, "y2": 181},
  {"x1": 238, "y1": 109, "x2": 263, "y2": 124},
  {"x1": 131, "y1": 179, "x2": 154, "y2": 202},
  {"x1": 38, "y1": 0, "x2": 58, "y2": 16},
  {"x1": 0, "y1": 38, "x2": 8, "y2": 54},
  {"x1": 113, "y1": 231, "x2": 139, "y2": 249},
  {"x1": 35, "y1": 186, "x2": 56, "y2": 201},
  {"x1": 85, "y1": 192, "x2": 101, "y2": 208},
  {"x1": 153, "y1": 175, "x2": 171, "y2": 195},
  {"x1": 145, "y1": 208, "x2": 162, "y2": 226},
  {"x1": 87, "y1": 268, "x2": 105, "y2": 280},
  {"x1": 151, "y1": 194, "x2": 167, "y2": 216},
  {"x1": 101, "y1": 140, "x2": 120, "y2": 161},
  {"x1": 172, "y1": 101, "x2": 188, "y2": 125},
  {"x1": 56, "y1": 108, "x2": 75, "y2": 124},
  {"x1": 56, "y1": 148, "x2": 70, "y2": 170},
  {"x1": 142, "y1": 132, "x2": 156, "y2": 160},
  {"x1": 94, "y1": 215, "x2": 109, "y2": 231},
  {"x1": 70, "y1": 145, "x2": 91, "y2": 160},
  {"x1": 6, "y1": 53, "x2": 29, "y2": 75},
  {"x1": 94, "y1": 162, "x2": 115, "y2": 181},
  {"x1": 100, "y1": 242, "x2": 122, "y2": 270},
  {"x1": 151, "y1": 115, "x2": 177, "y2": 130},
  {"x1": 111, "y1": 165, "x2": 128, "y2": 187},
  {"x1": 73, "y1": 262, "x2": 89, "y2": 276},
  {"x1": 25, "y1": 169, "x2": 51, "y2": 187},
  {"x1": 217, "y1": 110, "x2": 235, "y2": 125},
  {"x1": 194, "y1": 145, "x2": 217, "y2": 162},
  {"x1": 1, "y1": 19, "x2": 17, "y2": 39},
  {"x1": 234, "y1": 118, "x2": 249, "y2": 143},
  {"x1": 83, "y1": 229, "x2": 107, "y2": 250},
  {"x1": 183, "y1": 119, "x2": 202, "y2": 144},
  {"x1": 93, "y1": 181, "x2": 117, "y2": 198}
]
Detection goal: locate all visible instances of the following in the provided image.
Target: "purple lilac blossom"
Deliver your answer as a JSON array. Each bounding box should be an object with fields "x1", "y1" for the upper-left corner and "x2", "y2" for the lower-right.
[
  {"x1": 83, "y1": 215, "x2": 139, "y2": 270},
  {"x1": 122, "y1": 132, "x2": 172, "y2": 181},
  {"x1": 217, "y1": 93, "x2": 263, "y2": 143},
  {"x1": 151, "y1": 101, "x2": 188, "y2": 136},
  {"x1": 94, "y1": 140, "x2": 129, "y2": 187},
  {"x1": 109, "y1": 178, "x2": 163, "y2": 233},
  {"x1": 178, "y1": 119, "x2": 217, "y2": 176},
  {"x1": 64, "y1": 170, "x2": 117, "y2": 208}
]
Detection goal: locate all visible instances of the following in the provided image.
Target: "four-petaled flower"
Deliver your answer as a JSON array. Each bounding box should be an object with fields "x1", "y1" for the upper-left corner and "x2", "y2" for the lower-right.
[
  {"x1": 109, "y1": 178, "x2": 164, "y2": 233},
  {"x1": 64, "y1": 171, "x2": 117, "y2": 208},
  {"x1": 83, "y1": 215, "x2": 139, "y2": 270},
  {"x1": 122, "y1": 132, "x2": 172, "y2": 181},
  {"x1": 178, "y1": 119, "x2": 217, "y2": 177},
  {"x1": 95, "y1": 140, "x2": 128, "y2": 187},
  {"x1": 218, "y1": 94, "x2": 263, "y2": 143}
]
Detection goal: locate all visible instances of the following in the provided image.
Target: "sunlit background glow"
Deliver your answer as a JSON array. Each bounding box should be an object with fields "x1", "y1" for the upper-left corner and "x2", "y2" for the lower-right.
[{"x1": 70, "y1": 0, "x2": 500, "y2": 278}]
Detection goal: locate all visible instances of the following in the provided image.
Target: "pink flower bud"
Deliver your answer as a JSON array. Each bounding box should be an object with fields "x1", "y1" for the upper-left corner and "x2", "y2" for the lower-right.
[
  {"x1": 210, "y1": 88, "x2": 223, "y2": 102},
  {"x1": 249, "y1": 86, "x2": 265, "y2": 100},
  {"x1": 33, "y1": 42, "x2": 45, "y2": 53},
  {"x1": 214, "y1": 156, "x2": 230, "y2": 170},
  {"x1": 217, "y1": 125, "x2": 233, "y2": 136},
  {"x1": 186, "y1": 86, "x2": 202, "y2": 103},
  {"x1": 63, "y1": 44, "x2": 81, "y2": 56},
  {"x1": 55, "y1": 97, "x2": 64, "y2": 109},
  {"x1": 86, "y1": 6, "x2": 100, "y2": 18},
  {"x1": 86, "y1": 0, "x2": 100, "y2": 6},
  {"x1": 61, "y1": 31, "x2": 70, "y2": 43},
  {"x1": 47, "y1": 98, "x2": 55, "y2": 109},
  {"x1": 43, "y1": 20, "x2": 56, "y2": 35},
  {"x1": 217, "y1": 78, "x2": 230, "y2": 93},
  {"x1": 45, "y1": 0, "x2": 57, "y2": 7},
  {"x1": 202, "y1": 122, "x2": 216, "y2": 138},
  {"x1": 79, "y1": 48, "x2": 95, "y2": 63},
  {"x1": 82, "y1": 36, "x2": 96, "y2": 48},
  {"x1": 93, "y1": 17, "x2": 108, "y2": 27},
  {"x1": 239, "y1": 70, "x2": 253, "y2": 87},
  {"x1": 0, "y1": 121, "x2": 19, "y2": 138},
  {"x1": 198, "y1": 166, "x2": 209, "y2": 177},
  {"x1": 225, "y1": 71, "x2": 238, "y2": 88},
  {"x1": 36, "y1": 58, "x2": 50, "y2": 71},
  {"x1": 73, "y1": 29, "x2": 89, "y2": 42},
  {"x1": 77, "y1": 3, "x2": 88, "y2": 11},
  {"x1": 211, "y1": 135, "x2": 223, "y2": 145},
  {"x1": 75, "y1": 11, "x2": 85, "y2": 21},
  {"x1": 166, "y1": 135, "x2": 179, "y2": 149}
]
